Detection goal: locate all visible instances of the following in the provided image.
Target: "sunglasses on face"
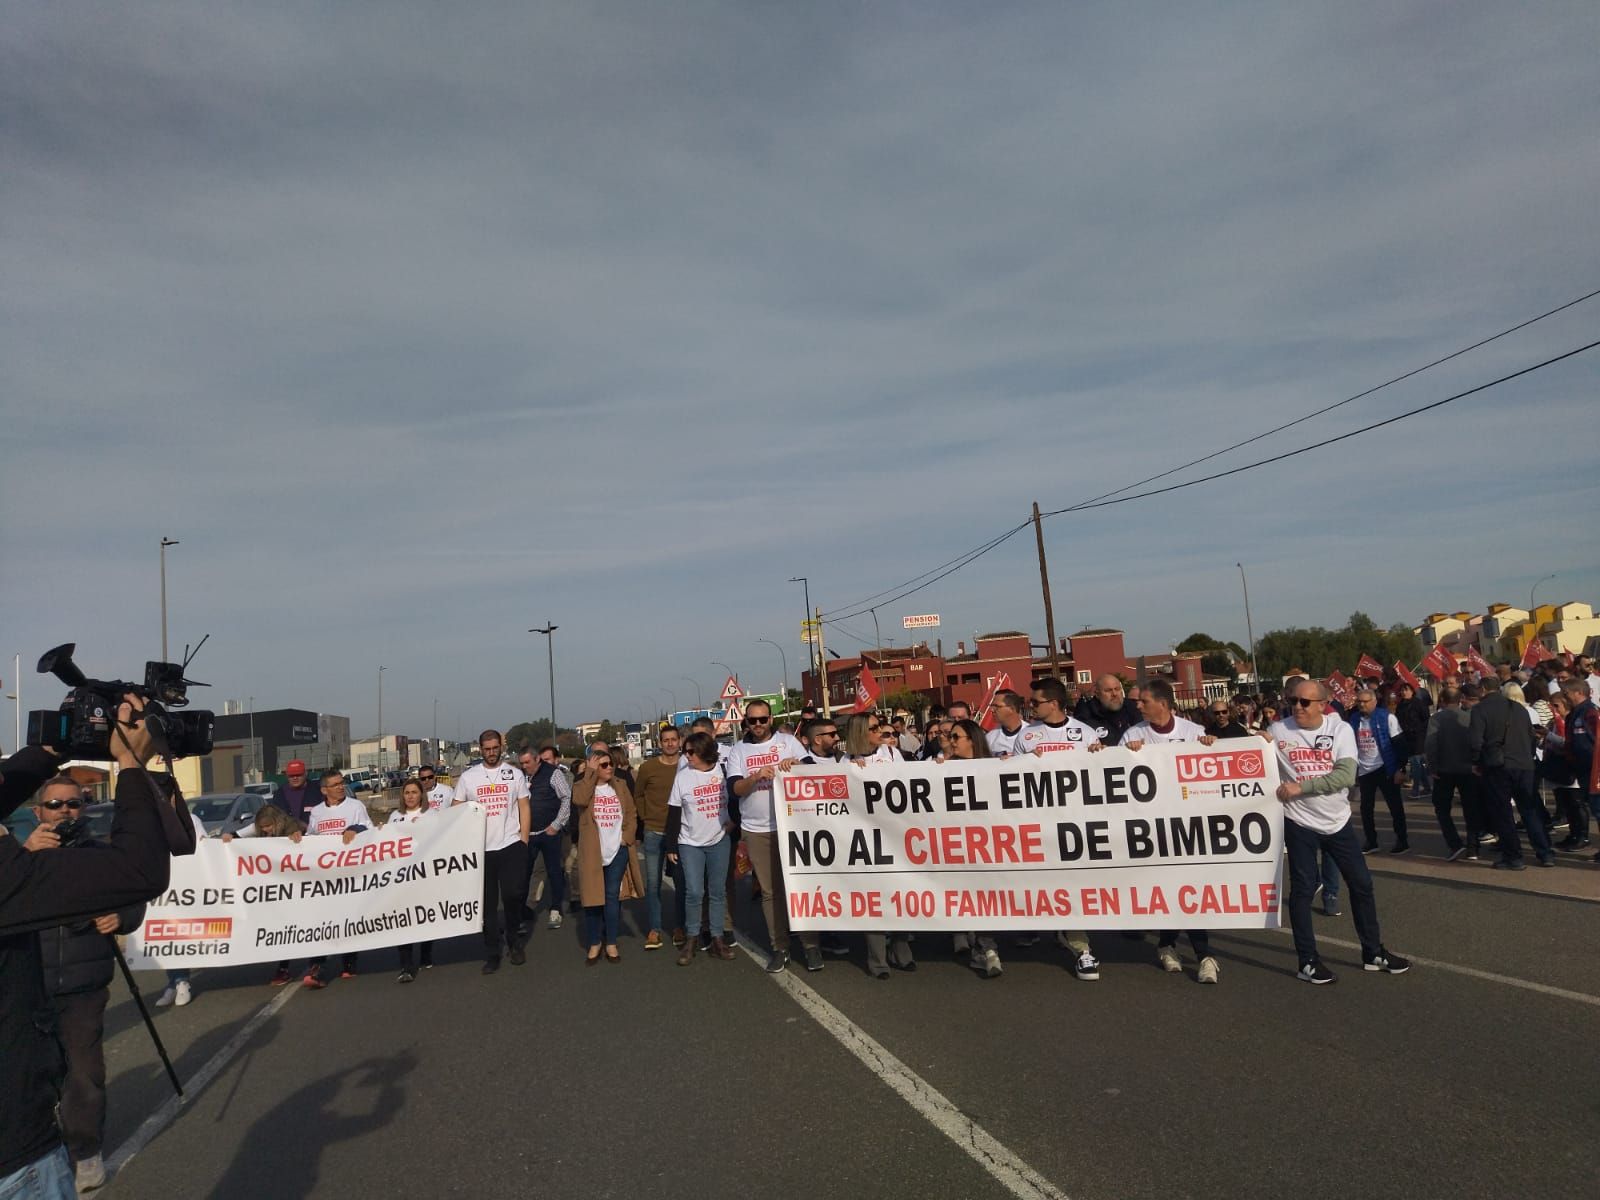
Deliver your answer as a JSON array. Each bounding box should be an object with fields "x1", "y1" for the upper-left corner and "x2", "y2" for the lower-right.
[
  {"x1": 595, "y1": 760, "x2": 613, "y2": 769},
  {"x1": 1292, "y1": 697, "x2": 1320, "y2": 708},
  {"x1": 419, "y1": 775, "x2": 434, "y2": 781},
  {"x1": 41, "y1": 798, "x2": 84, "y2": 811},
  {"x1": 744, "y1": 716, "x2": 771, "y2": 726}
]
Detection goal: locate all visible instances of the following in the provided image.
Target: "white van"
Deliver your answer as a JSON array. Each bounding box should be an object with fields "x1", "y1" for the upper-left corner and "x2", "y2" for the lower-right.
[{"x1": 342, "y1": 768, "x2": 384, "y2": 794}]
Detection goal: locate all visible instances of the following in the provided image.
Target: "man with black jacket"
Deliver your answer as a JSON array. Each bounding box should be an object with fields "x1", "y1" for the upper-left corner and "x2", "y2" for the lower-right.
[
  {"x1": 28, "y1": 776, "x2": 148, "y2": 1192},
  {"x1": 1075, "y1": 674, "x2": 1138, "y2": 747},
  {"x1": 1469, "y1": 684, "x2": 1551, "y2": 869},
  {"x1": 0, "y1": 696, "x2": 183, "y2": 1197},
  {"x1": 1424, "y1": 688, "x2": 1482, "y2": 860}
]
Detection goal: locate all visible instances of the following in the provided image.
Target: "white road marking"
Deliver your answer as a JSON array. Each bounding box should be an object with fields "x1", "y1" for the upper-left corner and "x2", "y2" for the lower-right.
[
  {"x1": 1292, "y1": 931, "x2": 1600, "y2": 1008},
  {"x1": 737, "y1": 936, "x2": 1069, "y2": 1200},
  {"x1": 104, "y1": 982, "x2": 302, "y2": 1187}
]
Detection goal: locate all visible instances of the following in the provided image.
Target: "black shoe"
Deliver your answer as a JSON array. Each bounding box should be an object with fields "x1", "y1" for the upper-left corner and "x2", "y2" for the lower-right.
[
  {"x1": 891, "y1": 958, "x2": 917, "y2": 973},
  {"x1": 1536, "y1": 856, "x2": 1556, "y2": 868},
  {"x1": 1492, "y1": 858, "x2": 1527, "y2": 871},
  {"x1": 723, "y1": 929, "x2": 737, "y2": 948},
  {"x1": 697, "y1": 931, "x2": 713, "y2": 952},
  {"x1": 872, "y1": 968, "x2": 891, "y2": 980},
  {"x1": 1363, "y1": 947, "x2": 1410, "y2": 974},
  {"x1": 1387, "y1": 842, "x2": 1410, "y2": 855},
  {"x1": 1361, "y1": 842, "x2": 1379, "y2": 854},
  {"x1": 1446, "y1": 846, "x2": 1467, "y2": 862},
  {"x1": 765, "y1": 949, "x2": 790, "y2": 974},
  {"x1": 820, "y1": 934, "x2": 851, "y2": 956},
  {"x1": 482, "y1": 957, "x2": 501, "y2": 974},
  {"x1": 509, "y1": 943, "x2": 526, "y2": 965},
  {"x1": 396, "y1": 970, "x2": 415, "y2": 984},
  {"x1": 1465, "y1": 843, "x2": 1481, "y2": 860},
  {"x1": 804, "y1": 946, "x2": 825, "y2": 972},
  {"x1": 1297, "y1": 959, "x2": 1336, "y2": 985}
]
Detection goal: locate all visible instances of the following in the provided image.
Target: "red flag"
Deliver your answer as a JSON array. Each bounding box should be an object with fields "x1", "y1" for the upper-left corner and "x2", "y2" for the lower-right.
[
  {"x1": 1521, "y1": 639, "x2": 1554, "y2": 669},
  {"x1": 1326, "y1": 670, "x2": 1354, "y2": 706},
  {"x1": 1422, "y1": 644, "x2": 1455, "y2": 681},
  {"x1": 1465, "y1": 646, "x2": 1495, "y2": 678},
  {"x1": 1393, "y1": 661, "x2": 1421, "y2": 689},
  {"x1": 1355, "y1": 654, "x2": 1385, "y2": 681},
  {"x1": 975, "y1": 671, "x2": 1015, "y2": 731},
  {"x1": 854, "y1": 662, "x2": 881, "y2": 713}
]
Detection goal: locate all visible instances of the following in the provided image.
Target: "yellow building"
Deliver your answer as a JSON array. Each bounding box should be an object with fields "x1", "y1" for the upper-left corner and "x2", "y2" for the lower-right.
[
  {"x1": 1496, "y1": 603, "x2": 1559, "y2": 661},
  {"x1": 1537, "y1": 602, "x2": 1600, "y2": 657}
]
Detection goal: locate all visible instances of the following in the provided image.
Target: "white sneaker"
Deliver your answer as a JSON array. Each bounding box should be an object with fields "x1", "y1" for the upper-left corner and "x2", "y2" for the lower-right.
[
  {"x1": 981, "y1": 948, "x2": 1003, "y2": 979},
  {"x1": 154, "y1": 987, "x2": 177, "y2": 1008},
  {"x1": 174, "y1": 980, "x2": 192, "y2": 1006},
  {"x1": 1197, "y1": 956, "x2": 1220, "y2": 985},
  {"x1": 75, "y1": 1153, "x2": 106, "y2": 1192},
  {"x1": 1157, "y1": 946, "x2": 1183, "y2": 974},
  {"x1": 547, "y1": 910, "x2": 563, "y2": 930}
]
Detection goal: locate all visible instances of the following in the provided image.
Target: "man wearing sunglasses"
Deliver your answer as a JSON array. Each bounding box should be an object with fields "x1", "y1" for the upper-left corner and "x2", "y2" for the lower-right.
[
  {"x1": 28, "y1": 776, "x2": 148, "y2": 1193},
  {"x1": 726, "y1": 699, "x2": 819, "y2": 972},
  {"x1": 1270, "y1": 680, "x2": 1409, "y2": 984},
  {"x1": 418, "y1": 765, "x2": 452, "y2": 810}
]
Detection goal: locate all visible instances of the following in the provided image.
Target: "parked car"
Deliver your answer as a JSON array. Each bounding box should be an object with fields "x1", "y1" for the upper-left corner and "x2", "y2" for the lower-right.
[
  {"x1": 341, "y1": 768, "x2": 384, "y2": 795},
  {"x1": 244, "y1": 781, "x2": 280, "y2": 801},
  {"x1": 187, "y1": 792, "x2": 268, "y2": 838}
]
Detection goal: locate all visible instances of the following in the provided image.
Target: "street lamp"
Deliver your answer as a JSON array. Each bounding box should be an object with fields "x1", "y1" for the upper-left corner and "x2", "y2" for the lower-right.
[
  {"x1": 7, "y1": 651, "x2": 20, "y2": 753},
  {"x1": 159, "y1": 537, "x2": 180, "y2": 661},
  {"x1": 756, "y1": 638, "x2": 789, "y2": 710},
  {"x1": 530, "y1": 622, "x2": 558, "y2": 740},
  {"x1": 660, "y1": 687, "x2": 678, "y2": 719},
  {"x1": 377, "y1": 666, "x2": 386, "y2": 774},
  {"x1": 1237, "y1": 563, "x2": 1260, "y2": 694},
  {"x1": 248, "y1": 696, "x2": 256, "y2": 782},
  {"x1": 1530, "y1": 573, "x2": 1556, "y2": 615},
  {"x1": 789, "y1": 576, "x2": 815, "y2": 693},
  {"x1": 680, "y1": 676, "x2": 703, "y2": 712}
]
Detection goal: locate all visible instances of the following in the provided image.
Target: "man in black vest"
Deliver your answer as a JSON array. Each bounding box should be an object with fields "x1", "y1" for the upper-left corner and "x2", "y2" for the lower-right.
[{"x1": 518, "y1": 748, "x2": 572, "y2": 930}]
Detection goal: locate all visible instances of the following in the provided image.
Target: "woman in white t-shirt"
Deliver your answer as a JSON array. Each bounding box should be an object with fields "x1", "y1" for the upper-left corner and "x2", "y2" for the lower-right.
[
  {"x1": 386, "y1": 781, "x2": 436, "y2": 981},
  {"x1": 665, "y1": 731, "x2": 735, "y2": 965},
  {"x1": 573, "y1": 753, "x2": 642, "y2": 965},
  {"x1": 946, "y1": 720, "x2": 1003, "y2": 979}
]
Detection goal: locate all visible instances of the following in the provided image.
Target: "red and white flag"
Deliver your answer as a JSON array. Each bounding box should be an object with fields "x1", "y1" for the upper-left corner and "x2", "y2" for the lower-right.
[
  {"x1": 1326, "y1": 670, "x2": 1355, "y2": 706},
  {"x1": 1521, "y1": 640, "x2": 1554, "y2": 669},
  {"x1": 1465, "y1": 646, "x2": 1495, "y2": 678},
  {"x1": 975, "y1": 671, "x2": 1016, "y2": 731},
  {"x1": 1393, "y1": 661, "x2": 1421, "y2": 689},
  {"x1": 1355, "y1": 654, "x2": 1385, "y2": 681},
  {"x1": 1422, "y1": 644, "x2": 1455, "y2": 681},
  {"x1": 854, "y1": 662, "x2": 881, "y2": 713}
]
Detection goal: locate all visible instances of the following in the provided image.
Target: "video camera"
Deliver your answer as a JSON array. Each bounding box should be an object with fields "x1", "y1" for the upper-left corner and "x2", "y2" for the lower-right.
[{"x1": 25, "y1": 643, "x2": 215, "y2": 760}]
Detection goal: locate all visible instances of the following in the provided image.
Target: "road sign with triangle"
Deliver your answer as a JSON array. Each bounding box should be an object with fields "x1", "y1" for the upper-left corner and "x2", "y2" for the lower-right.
[{"x1": 719, "y1": 675, "x2": 745, "y2": 701}]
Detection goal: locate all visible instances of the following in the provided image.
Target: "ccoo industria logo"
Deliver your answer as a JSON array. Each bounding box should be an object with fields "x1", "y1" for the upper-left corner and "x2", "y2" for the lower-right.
[
  {"x1": 782, "y1": 774, "x2": 851, "y2": 816},
  {"x1": 145, "y1": 917, "x2": 233, "y2": 941}
]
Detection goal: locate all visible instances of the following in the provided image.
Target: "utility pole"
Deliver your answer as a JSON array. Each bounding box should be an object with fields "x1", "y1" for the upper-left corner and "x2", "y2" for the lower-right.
[
  {"x1": 1032, "y1": 502, "x2": 1062, "y2": 681},
  {"x1": 10, "y1": 652, "x2": 21, "y2": 753},
  {"x1": 816, "y1": 607, "x2": 832, "y2": 718},
  {"x1": 159, "y1": 537, "x2": 180, "y2": 661},
  {"x1": 789, "y1": 576, "x2": 816, "y2": 702},
  {"x1": 248, "y1": 696, "x2": 256, "y2": 782},
  {"x1": 1237, "y1": 563, "x2": 1260, "y2": 695},
  {"x1": 530, "y1": 622, "x2": 558, "y2": 742},
  {"x1": 377, "y1": 666, "x2": 386, "y2": 775},
  {"x1": 432, "y1": 698, "x2": 438, "y2": 756}
]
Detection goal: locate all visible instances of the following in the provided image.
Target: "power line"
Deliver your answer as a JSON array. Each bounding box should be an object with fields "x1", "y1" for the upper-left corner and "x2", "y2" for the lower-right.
[
  {"x1": 819, "y1": 519, "x2": 1031, "y2": 618},
  {"x1": 1047, "y1": 338, "x2": 1599, "y2": 514},
  {"x1": 1062, "y1": 285, "x2": 1600, "y2": 511},
  {"x1": 822, "y1": 522, "x2": 1032, "y2": 624}
]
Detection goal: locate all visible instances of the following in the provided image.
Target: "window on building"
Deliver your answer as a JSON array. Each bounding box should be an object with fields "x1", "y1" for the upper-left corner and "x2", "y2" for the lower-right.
[
  {"x1": 1076, "y1": 670, "x2": 1092, "y2": 684},
  {"x1": 961, "y1": 673, "x2": 980, "y2": 685}
]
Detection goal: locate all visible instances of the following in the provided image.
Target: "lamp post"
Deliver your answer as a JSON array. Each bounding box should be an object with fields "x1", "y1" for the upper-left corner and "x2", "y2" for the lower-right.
[
  {"x1": 680, "y1": 675, "x2": 703, "y2": 712},
  {"x1": 757, "y1": 638, "x2": 789, "y2": 711},
  {"x1": 159, "y1": 537, "x2": 179, "y2": 661},
  {"x1": 789, "y1": 575, "x2": 814, "y2": 696},
  {"x1": 1529, "y1": 573, "x2": 1556, "y2": 615},
  {"x1": 248, "y1": 696, "x2": 256, "y2": 782},
  {"x1": 661, "y1": 687, "x2": 678, "y2": 721},
  {"x1": 1236, "y1": 563, "x2": 1260, "y2": 694},
  {"x1": 530, "y1": 622, "x2": 558, "y2": 740},
  {"x1": 377, "y1": 666, "x2": 386, "y2": 775},
  {"x1": 8, "y1": 651, "x2": 20, "y2": 753},
  {"x1": 432, "y1": 697, "x2": 438, "y2": 759}
]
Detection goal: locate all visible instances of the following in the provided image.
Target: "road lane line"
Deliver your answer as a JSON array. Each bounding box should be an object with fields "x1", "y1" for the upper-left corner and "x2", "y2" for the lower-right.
[
  {"x1": 735, "y1": 935, "x2": 1069, "y2": 1200},
  {"x1": 1295, "y1": 932, "x2": 1600, "y2": 1008},
  {"x1": 104, "y1": 981, "x2": 303, "y2": 1187}
]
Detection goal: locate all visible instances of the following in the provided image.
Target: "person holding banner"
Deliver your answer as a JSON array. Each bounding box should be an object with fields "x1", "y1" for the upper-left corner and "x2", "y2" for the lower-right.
[
  {"x1": 573, "y1": 752, "x2": 642, "y2": 964},
  {"x1": 946, "y1": 719, "x2": 1004, "y2": 979},
  {"x1": 844, "y1": 714, "x2": 916, "y2": 979},
  {"x1": 1021, "y1": 678, "x2": 1102, "y2": 981},
  {"x1": 1271, "y1": 680, "x2": 1409, "y2": 984},
  {"x1": 986, "y1": 690, "x2": 1027, "y2": 757},
  {"x1": 1075, "y1": 675, "x2": 1137, "y2": 747},
  {"x1": 298, "y1": 770, "x2": 374, "y2": 987},
  {"x1": 1116, "y1": 680, "x2": 1222, "y2": 985},
  {"x1": 385, "y1": 781, "x2": 436, "y2": 982},
  {"x1": 665, "y1": 732, "x2": 735, "y2": 965}
]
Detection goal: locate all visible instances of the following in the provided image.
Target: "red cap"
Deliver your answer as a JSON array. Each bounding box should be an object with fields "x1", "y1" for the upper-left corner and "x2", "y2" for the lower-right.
[{"x1": 285, "y1": 759, "x2": 307, "y2": 775}]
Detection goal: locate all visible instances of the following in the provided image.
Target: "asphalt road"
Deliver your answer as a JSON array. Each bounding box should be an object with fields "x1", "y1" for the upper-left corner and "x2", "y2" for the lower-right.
[{"x1": 94, "y1": 844, "x2": 1600, "y2": 1200}]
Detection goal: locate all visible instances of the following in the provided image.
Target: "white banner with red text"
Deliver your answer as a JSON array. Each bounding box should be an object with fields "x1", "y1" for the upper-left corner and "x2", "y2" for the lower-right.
[
  {"x1": 775, "y1": 745, "x2": 1283, "y2": 931},
  {"x1": 123, "y1": 805, "x2": 487, "y2": 967}
]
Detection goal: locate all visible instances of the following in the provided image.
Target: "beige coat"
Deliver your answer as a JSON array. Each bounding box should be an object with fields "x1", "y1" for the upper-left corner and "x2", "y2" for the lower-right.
[{"x1": 573, "y1": 774, "x2": 643, "y2": 907}]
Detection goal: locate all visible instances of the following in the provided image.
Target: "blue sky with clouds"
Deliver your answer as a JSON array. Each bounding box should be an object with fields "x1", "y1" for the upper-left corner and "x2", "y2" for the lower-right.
[{"x1": 3, "y1": 2, "x2": 1597, "y2": 742}]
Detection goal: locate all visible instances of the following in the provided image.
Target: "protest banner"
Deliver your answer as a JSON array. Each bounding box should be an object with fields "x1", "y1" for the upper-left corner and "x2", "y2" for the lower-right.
[
  {"x1": 124, "y1": 804, "x2": 487, "y2": 968},
  {"x1": 1326, "y1": 670, "x2": 1354, "y2": 706},
  {"x1": 1521, "y1": 639, "x2": 1553, "y2": 668},
  {"x1": 775, "y1": 744, "x2": 1282, "y2": 932},
  {"x1": 1393, "y1": 661, "x2": 1421, "y2": 689},
  {"x1": 1422, "y1": 644, "x2": 1455, "y2": 681},
  {"x1": 1465, "y1": 646, "x2": 1495, "y2": 678},
  {"x1": 1356, "y1": 654, "x2": 1385, "y2": 680}
]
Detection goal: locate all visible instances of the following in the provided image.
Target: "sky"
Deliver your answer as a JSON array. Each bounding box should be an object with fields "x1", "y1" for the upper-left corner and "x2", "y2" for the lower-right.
[{"x1": 3, "y1": 1, "x2": 1597, "y2": 745}]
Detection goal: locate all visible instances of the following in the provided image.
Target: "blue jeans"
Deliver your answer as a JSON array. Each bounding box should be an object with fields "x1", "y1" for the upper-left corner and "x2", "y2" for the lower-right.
[
  {"x1": 642, "y1": 829, "x2": 686, "y2": 933},
  {"x1": 678, "y1": 836, "x2": 731, "y2": 938},
  {"x1": 1408, "y1": 754, "x2": 1431, "y2": 792},
  {"x1": 1285, "y1": 818, "x2": 1382, "y2": 965},
  {"x1": 584, "y1": 850, "x2": 629, "y2": 948},
  {"x1": 1318, "y1": 851, "x2": 1341, "y2": 902},
  {"x1": 528, "y1": 830, "x2": 566, "y2": 913},
  {"x1": 0, "y1": 1147, "x2": 74, "y2": 1200}
]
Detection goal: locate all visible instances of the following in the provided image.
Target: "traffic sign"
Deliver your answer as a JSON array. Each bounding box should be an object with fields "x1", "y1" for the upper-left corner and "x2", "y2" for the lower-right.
[
  {"x1": 720, "y1": 675, "x2": 745, "y2": 701},
  {"x1": 801, "y1": 620, "x2": 819, "y2": 645}
]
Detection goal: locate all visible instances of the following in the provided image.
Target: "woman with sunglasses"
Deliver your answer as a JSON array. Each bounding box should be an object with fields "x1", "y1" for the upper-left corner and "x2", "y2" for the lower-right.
[
  {"x1": 573, "y1": 752, "x2": 643, "y2": 964},
  {"x1": 665, "y1": 731, "x2": 736, "y2": 965},
  {"x1": 844, "y1": 713, "x2": 916, "y2": 978},
  {"x1": 945, "y1": 720, "x2": 1004, "y2": 978}
]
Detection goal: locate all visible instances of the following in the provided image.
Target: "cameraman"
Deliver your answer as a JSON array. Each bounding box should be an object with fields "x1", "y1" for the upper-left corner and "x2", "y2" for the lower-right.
[
  {"x1": 1, "y1": 696, "x2": 187, "y2": 1198},
  {"x1": 26, "y1": 777, "x2": 148, "y2": 1193}
]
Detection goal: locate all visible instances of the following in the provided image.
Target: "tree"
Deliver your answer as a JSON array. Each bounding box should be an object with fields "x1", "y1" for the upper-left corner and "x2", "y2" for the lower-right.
[
  {"x1": 1175, "y1": 632, "x2": 1246, "y2": 681},
  {"x1": 881, "y1": 687, "x2": 927, "y2": 718},
  {"x1": 784, "y1": 688, "x2": 805, "y2": 714},
  {"x1": 505, "y1": 719, "x2": 558, "y2": 753},
  {"x1": 1256, "y1": 612, "x2": 1423, "y2": 682}
]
